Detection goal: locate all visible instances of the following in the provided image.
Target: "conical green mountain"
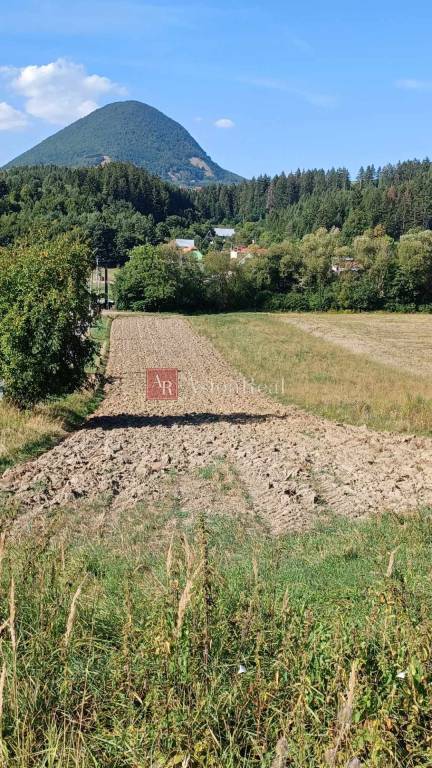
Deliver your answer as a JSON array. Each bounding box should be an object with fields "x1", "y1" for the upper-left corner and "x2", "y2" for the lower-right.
[{"x1": 4, "y1": 100, "x2": 242, "y2": 186}]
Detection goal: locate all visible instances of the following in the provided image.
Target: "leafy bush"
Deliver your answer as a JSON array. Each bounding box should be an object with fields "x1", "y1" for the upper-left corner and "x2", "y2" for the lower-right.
[
  {"x1": 306, "y1": 286, "x2": 337, "y2": 311},
  {"x1": 336, "y1": 274, "x2": 381, "y2": 311},
  {"x1": 114, "y1": 244, "x2": 179, "y2": 311},
  {"x1": 250, "y1": 289, "x2": 272, "y2": 309},
  {"x1": 0, "y1": 232, "x2": 94, "y2": 407},
  {"x1": 382, "y1": 302, "x2": 417, "y2": 313},
  {"x1": 262, "y1": 292, "x2": 309, "y2": 311}
]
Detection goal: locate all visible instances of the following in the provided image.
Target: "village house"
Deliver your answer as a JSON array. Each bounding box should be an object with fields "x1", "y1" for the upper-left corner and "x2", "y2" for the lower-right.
[
  {"x1": 175, "y1": 238, "x2": 195, "y2": 251},
  {"x1": 174, "y1": 238, "x2": 203, "y2": 263},
  {"x1": 214, "y1": 227, "x2": 236, "y2": 238},
  {"x1": 331, "y1": 257, "x2": 363, "y2": 275},
  {"x1": 205, "y1": 226, "x2": 236, "y2": 244}
]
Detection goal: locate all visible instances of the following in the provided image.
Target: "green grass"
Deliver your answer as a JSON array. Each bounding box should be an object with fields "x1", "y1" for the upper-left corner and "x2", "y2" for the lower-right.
[
  {"x1": 0, "y1": 316, "x2": 111, "y2": 474},
  {"x1": 1, "y1": 312, "x2": 432, "y2": 765},
  {"x1": 0, "y1": 497, "x2": 430, "y2": 767},
  {"x1": 190, "y1": 313, "x2": 432, "y2": 435}
]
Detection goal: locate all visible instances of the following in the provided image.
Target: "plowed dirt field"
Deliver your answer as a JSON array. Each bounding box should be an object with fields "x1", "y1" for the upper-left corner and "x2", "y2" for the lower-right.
[{"x1": 2, "y1": 315, "x2": 432, "y2": 535}]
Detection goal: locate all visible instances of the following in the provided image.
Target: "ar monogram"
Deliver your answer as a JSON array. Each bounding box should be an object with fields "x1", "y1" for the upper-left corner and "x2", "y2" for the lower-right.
[{"x1": 146, "y1": 368, "x2": 179, "y2": 400}]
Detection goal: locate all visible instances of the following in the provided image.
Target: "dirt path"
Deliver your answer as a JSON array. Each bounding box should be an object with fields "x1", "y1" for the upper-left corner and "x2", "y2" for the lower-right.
[{"x1": 2, "y1": 316, "x2": 432, "y2": 535}]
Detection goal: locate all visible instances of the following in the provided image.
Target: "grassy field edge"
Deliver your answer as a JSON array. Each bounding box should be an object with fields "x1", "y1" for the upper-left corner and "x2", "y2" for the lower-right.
[
  {"x1": 0, "y1": 486, "x2": 430, "y2": 766},
  {"x1": 190, "y1": 312, "x2": 432, "y2": 436}
]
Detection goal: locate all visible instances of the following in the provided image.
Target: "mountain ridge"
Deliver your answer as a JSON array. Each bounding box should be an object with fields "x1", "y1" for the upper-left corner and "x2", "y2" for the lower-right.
[{"x1": 4, "y1": 100, "x2": 243, "y2": 187}]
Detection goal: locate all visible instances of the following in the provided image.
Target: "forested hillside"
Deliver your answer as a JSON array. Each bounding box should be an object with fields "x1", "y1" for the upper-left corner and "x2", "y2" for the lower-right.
[
  {"x1": 196, "y1": 159, "x2": 432, "y2": 241},
  {"x1": 5, "y1": 101, "x2": 242, "y2": 187},
  {"x1": 2, "y1": 160, "x2": 431, "y2": 317},
  {"x1": 3, "y1": 158, "x2": 432, "y2": 256},
  {"x1": 0, "y1": 163, "x2": 196, "y2": 265}
]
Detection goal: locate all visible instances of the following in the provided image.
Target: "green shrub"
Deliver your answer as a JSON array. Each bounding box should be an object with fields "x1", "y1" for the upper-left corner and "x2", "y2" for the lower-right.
[
  {"x1": 114, "y1": 244, "x2": 178, "y2": 311},
  {"x1": 263, "y1": 292, "x2": 309, "y2": 311},
  {"x1": 383, "y1": 302, "x2": 417, "y2": 313},
  {"x1": 0, "y1": 232, "x2": 94, "y2": 408},
  {"x1": 336, "y1": 274, "x2": 381, "y2": 311},
  {"x1": 306, "y1": 286, "x2": 337, "y2": 311}
]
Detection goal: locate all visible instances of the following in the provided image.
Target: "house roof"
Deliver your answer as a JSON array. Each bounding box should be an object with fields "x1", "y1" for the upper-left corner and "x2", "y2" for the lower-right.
[
  {"x1": 175, "y1": 238, "x2": 195, "y2": 249},
  {"x1": 214, "y1": 227, "x2": 235, "y2": 238},
  {"x1": 331, "y1": 259, "x2": 363, "y2": 273}
]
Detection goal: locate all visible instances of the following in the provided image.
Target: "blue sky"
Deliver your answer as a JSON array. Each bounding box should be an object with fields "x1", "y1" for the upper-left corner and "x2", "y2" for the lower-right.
[{"x1": 1, "y1": 0, "x2": 431, "y2": 178}]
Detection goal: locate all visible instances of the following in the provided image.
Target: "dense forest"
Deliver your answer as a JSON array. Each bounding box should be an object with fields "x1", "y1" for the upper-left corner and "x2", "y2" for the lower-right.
[
  {"x1": 195, "y1": 159, "x2": 432, "y2": 241},
  {"x1": 3, "y1": 159, "x2": 432, "y2": 313},
  {"x1": 0, "y1": 164, "x2": 196, "y2": 265},
  {"x1": 3, "y1": 159, "x2": 432, "y2": 266}
]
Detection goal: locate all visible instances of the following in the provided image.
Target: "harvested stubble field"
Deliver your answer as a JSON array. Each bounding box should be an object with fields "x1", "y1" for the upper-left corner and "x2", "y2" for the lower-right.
[
  {"x1": 0, "y1": 314, "x2": 431, "y2": 766},
  {"x1": 283, "y1": 312, "x2": 432, "y2": 377},
  {"x1": 192, "y1": 312, "x2": 432, "y2": 435}
]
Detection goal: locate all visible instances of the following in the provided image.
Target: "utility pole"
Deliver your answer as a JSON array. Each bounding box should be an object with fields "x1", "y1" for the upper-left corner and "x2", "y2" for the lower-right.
[
  {"x1": 95, "y1": 255, "x2": 100, "y2": 300},
  {"x1": 104, "y1": 266, "x2": 109, "y2": 309}
]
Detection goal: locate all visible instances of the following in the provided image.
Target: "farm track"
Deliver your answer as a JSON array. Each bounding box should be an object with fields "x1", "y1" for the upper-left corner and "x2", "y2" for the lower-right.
[{"x1": 2, "y1": 315, "x2": 432, "y2": 536}]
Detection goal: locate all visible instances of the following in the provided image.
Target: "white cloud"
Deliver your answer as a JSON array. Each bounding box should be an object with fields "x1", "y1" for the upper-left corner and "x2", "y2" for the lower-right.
[
  {"x1": 396, "y1": 78, "x2": 432, "y2": 91},
  {"x1": 290, "y1": 36, "x2": 313, "y2": 54},
  {"x1": 214, "y1": 117, "x2": 235, "y2": 129},
  {"x1": 245, "y1": 76, "x2": 286, "y2": 91},
  {"x1": 239, "y1": 76, "x2": 335, "y2": 107},
  {"x1": 0, "y1": 58, "x2": 127, "y2": 125},
  {"x1": 303, "y1": 91, "x2": 335, "y2": 108},
  {"x1": 0, "y1": 101, "x2": 27, "y2": 130}
]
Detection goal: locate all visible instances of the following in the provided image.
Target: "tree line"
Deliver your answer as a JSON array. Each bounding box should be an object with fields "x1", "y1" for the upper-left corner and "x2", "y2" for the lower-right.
[
  {"x1": 2, "y1": 159, "x2": 432, "y2": 408},
  {"x1": 115, "y1": 225, "x2": 432, "y2": 314},
  {"x1": 3, "y1": 159, "x2": 432, "y2": 266},
  {"x1": 194, "y1": 159, "x2": 432, "y2": 242}
]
